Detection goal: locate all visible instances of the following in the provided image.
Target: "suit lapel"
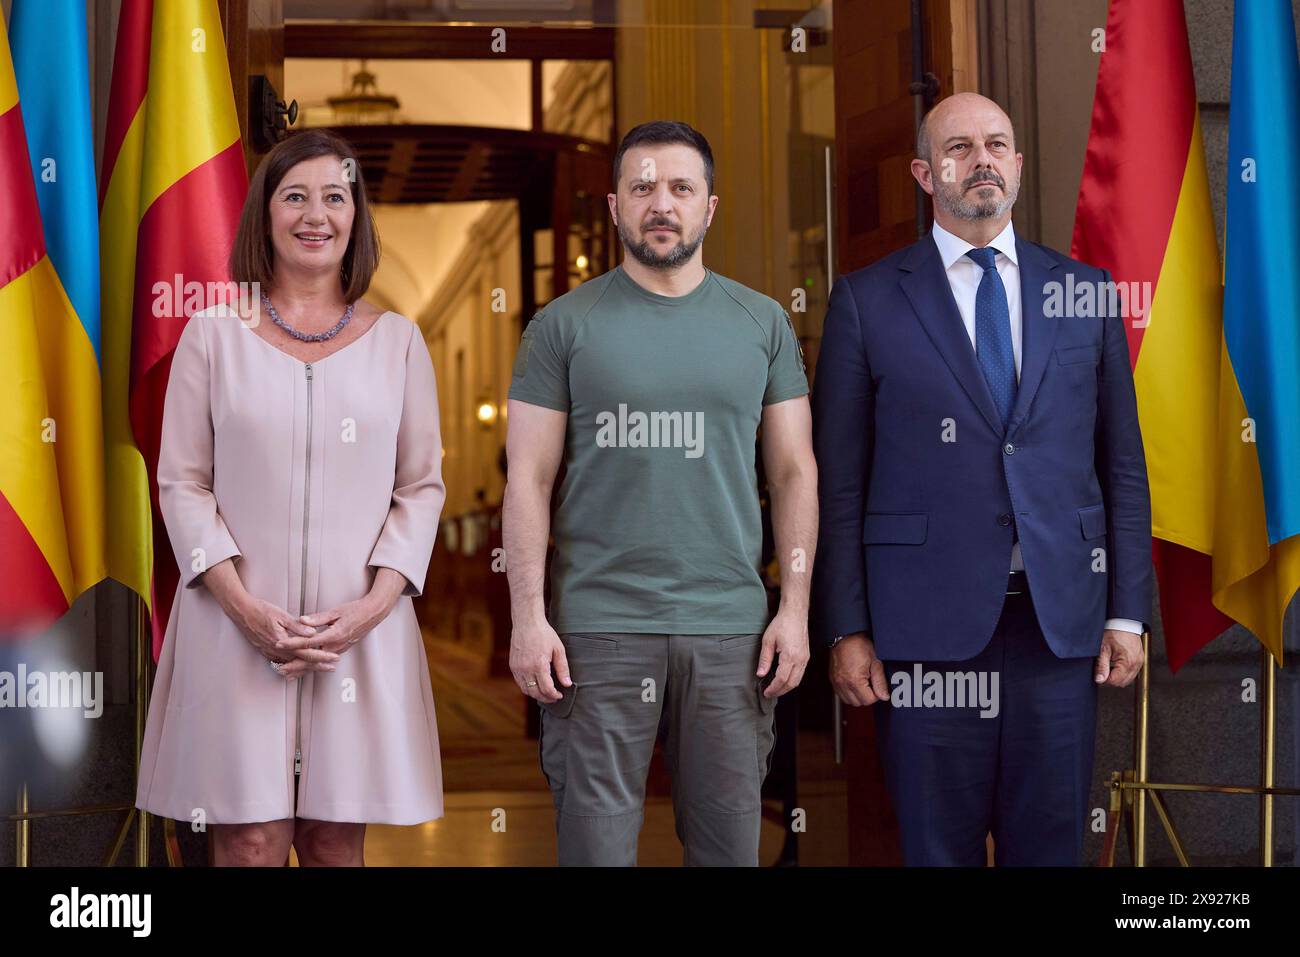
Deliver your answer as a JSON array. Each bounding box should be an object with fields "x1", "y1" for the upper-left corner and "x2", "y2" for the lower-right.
[
  {"x1": 899, "y1": 236, "x2": 1004, "y2": 436},
  {"x1": 1008, "y1": 236, "x2": 1060, "y2": 432}
]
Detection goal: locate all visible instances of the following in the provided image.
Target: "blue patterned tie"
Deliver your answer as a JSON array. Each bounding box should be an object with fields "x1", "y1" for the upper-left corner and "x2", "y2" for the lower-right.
[{"x1": 966, "y1": 247, "x2": 1017, "y2": 431}]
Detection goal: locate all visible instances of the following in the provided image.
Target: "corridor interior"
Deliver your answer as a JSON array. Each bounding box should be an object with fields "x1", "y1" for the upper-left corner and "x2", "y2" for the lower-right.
[{"x1": 276, "y1": 8, "x2": 846, "y2": 865}]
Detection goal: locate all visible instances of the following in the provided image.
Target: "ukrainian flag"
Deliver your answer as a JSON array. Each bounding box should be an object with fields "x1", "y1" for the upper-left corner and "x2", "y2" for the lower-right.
[
  {"x1": 1214, "y1": 0, "x2": 1300, "y2": 664},
  {"x1": 0, "y1": 6, "x2": 105, "y2": 634}
]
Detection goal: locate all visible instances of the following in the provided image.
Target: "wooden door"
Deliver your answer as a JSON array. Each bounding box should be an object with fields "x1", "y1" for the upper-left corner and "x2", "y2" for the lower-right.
[
  {"x1": 218, "y1": 0, "x2": 285, "y2": 173},
  {"x1": 828, "y1": 0, "x2": 978, "y2": 867}
]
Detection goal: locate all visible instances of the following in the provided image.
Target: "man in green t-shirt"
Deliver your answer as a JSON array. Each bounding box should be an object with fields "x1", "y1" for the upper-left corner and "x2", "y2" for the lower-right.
[{"x1": 504, "y1": 120, "x2": 817, "y2": 866}]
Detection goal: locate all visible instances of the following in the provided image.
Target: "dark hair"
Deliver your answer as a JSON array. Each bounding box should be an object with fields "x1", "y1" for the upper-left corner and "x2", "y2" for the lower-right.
[
  {"x1": 229, "y1": 128, "x2": 380, "y2": 303},
  {"x1": 612, "y1": 120, "x2": 715, "y2": 194}
]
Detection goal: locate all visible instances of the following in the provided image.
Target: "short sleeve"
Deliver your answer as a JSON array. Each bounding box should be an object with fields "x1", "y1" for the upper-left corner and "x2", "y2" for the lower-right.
[
  {"x1": 507, "y1": 310, "x2": 571, "y2": 412},
  {"x1": 763, "y1": 309, "x2": 811, "y2": 405}
]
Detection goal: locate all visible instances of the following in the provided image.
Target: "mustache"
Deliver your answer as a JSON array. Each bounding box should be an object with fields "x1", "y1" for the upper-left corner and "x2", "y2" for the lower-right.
[
  {"x1": 963, "y1": 170, "x2": 1004, "y2": 190},
  {"x1": 642, "y1": 218, "x2": 681, "y2": 232}
]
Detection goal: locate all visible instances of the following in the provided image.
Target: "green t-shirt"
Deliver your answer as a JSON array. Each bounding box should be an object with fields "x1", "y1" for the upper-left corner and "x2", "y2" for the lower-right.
[{"x1": 507, "y1": 264, "x2": 809, "y2": 633}]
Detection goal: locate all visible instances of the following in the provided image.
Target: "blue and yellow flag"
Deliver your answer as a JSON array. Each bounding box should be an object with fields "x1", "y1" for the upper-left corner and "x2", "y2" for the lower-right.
[
  {"x1": 0, "y1": 3, "x2": 105, "y2": 635},
  {"x1": 11, "y1": 1, "x2": 101, "y2": 362},
  {"x1": 1213, "y1": 0, "x2": 1300, "y2": 663}
]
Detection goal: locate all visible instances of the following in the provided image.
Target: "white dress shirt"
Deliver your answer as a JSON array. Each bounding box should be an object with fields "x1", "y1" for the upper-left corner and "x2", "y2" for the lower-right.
[{"x1": 930, "y1": 220, "x2": 1143, "y2": 637}]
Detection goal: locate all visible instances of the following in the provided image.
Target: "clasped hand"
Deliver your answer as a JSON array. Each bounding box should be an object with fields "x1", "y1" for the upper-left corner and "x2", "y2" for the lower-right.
[{"x1": 236, "y1": 594, "x2": 394, "y2": 680}]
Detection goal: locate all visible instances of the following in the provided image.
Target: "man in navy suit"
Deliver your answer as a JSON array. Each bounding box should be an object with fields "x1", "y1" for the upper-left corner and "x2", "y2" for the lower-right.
[{"x1": 812, "y1": 93, "x2": 1152, "y2": 865}]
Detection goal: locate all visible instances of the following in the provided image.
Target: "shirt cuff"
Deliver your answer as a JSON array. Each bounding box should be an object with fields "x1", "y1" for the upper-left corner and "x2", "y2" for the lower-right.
[{"x1": 1104, "y1": 617, "x2": 1145, "y2": 636}]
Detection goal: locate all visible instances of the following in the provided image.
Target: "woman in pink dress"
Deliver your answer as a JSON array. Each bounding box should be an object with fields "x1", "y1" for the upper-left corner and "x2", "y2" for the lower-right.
[{"x1": 135, "y1": 129, "x2": 446, "y2": 866}]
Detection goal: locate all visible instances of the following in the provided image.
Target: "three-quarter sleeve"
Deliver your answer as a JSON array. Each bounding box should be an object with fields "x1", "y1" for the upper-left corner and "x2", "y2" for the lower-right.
[
  {"x1": 367, "y1": 324, "x2": 447, "y2": 597},
  {"x1": 158, "y1": 316, "x2": 243, "y2": 589}
]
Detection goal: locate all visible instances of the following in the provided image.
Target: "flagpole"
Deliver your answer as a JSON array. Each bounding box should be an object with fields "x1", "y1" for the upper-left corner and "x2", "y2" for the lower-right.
[
  {"x1": 134, "y1": 593, "x2": 151, "y2": 866},
  {"x1": 1259, "y1": 646, "x2": 1276, "y2": 865},
  {"x1": 1108, "y1": 635, "x2": 1300, "y2": 865},
  {"x1": 15, "y1": 782, "x2": 29, "y2": 866},
  {"x1": 1132, "y1": 631, "x2": 1150, "y2": 866}
]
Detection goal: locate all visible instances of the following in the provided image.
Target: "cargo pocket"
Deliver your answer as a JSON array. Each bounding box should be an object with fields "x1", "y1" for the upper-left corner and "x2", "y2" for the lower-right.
[
  {"x1": 565, "y1": 634, "x2": 620, "y2": 653},
  {"x1": 538, "y1": 683, "x2": 577, "y2": 800},
  {"x1": 539, "y1": 683, "x2": 577, "y2": 717},
  {"x1": 756, "y1": 677, "x2": 777, "y2": 781}
]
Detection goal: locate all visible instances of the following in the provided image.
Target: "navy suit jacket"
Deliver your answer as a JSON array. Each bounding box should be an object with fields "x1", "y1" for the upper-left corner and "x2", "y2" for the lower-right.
[{"x1": 811, "y1": 232, "x2": 1153, "y2": 660}]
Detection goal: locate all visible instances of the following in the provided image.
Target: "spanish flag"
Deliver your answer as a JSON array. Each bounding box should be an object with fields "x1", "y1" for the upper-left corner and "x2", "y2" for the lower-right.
[
  {"x1": 100, "y1": 0, "x2": 247, "y2": 659},
  {"x1": 0, "y1": 12, "x2": 105, "y2": 635},
  {"x1": 1072, "y1": 0, "x2": 1300, "y2": 670}
]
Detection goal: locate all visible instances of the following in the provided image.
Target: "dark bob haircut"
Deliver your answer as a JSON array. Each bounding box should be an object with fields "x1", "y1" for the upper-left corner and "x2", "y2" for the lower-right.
[
  {"x1": 229, "y1": 128, "x2": 380, "y2": 303},
  {"x1": 612, "y1": 120, "x2": 715, "y2": 194}
]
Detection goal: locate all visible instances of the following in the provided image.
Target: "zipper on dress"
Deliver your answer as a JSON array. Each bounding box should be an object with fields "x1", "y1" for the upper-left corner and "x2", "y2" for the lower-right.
[{"x1": 294, "y1": 362, "x2": 313, "y2": 805}]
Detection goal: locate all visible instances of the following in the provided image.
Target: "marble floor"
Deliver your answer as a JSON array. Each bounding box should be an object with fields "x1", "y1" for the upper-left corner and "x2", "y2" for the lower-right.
[{"x1": 352, "y1": 788, "x2": 848, "y2": 867}]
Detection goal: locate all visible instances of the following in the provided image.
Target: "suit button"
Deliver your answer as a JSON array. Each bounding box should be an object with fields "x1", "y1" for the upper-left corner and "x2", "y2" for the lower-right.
[
  {"x1": 1004, "y1": 443, "x2": 1016, "y2": 454},
  {"x1": 997, "y1": 513, "x2": 1012, "y2": 526}
]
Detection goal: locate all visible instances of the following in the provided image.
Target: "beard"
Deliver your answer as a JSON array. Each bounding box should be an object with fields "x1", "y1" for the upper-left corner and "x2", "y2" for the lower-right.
[
  {"x1": 934, "y1": 167, "x2": 1020, "y2": 221},
  {"x1": 618, "y1": 215, "x2": 708, "y2": 270}
]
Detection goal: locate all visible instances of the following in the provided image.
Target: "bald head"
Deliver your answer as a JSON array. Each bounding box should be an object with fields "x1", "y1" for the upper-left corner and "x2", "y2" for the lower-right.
[
  {"x1": 917, "y1": 93, "x2": 1016, "y2": 164},
  {"x1": 912, "y1": 93, "x2": 1022, "y2": 229}
]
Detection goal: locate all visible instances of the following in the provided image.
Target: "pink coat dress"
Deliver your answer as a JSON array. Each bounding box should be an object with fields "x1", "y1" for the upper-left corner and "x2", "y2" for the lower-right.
[{"x1": 135, "y1": 307, "x2": 446, "y2": 825}]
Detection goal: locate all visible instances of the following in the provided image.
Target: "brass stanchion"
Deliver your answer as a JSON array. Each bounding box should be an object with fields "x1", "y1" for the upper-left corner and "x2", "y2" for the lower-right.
[
  {"x1": 1131, "y1": 631, "x2": 1150, "y2": 866},
  {"x1": 133, "y1": 594, "x2": 151, "y2": 867},
  {"x1": 1117, "y1": 780, "x2": 1300, "y2": 796},
  {"x1": 15, "y1": 782, "x2": 29, "y2": 867},
  {"x1": 1101, "y1": 771, "x2": 1123, "y2": 866},
  {"x1": 1147, "y1": 790, "x2": 1190, "y2": 866},
  {"x1": 163, "y1": 817, "x2": 182, "y2": 867},
  {"x1": 1107, "y1": 634, "x2": 1296, "y2": 866},
  {"x1": 1259, "y1": 646, "x2": 1276, "y2": 866},
  {"x1": 4, "y1": 590, "x2": 156, "y2": 865},
  {"x1": 104, "y1": 808, "x2": 136, "y2": 867},
  {"x1": 8, "y1": 800, "x2": 134, "y2": 821}
]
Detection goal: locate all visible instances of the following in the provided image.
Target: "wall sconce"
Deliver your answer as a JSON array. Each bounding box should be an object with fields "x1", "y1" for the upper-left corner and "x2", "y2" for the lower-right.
[{"x1": 476, "y1": 398, "x2": 498, "y2": 428}]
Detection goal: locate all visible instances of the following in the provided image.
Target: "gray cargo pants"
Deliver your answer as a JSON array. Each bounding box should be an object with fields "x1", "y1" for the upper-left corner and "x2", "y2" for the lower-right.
[{"x1": 538, "y1": 632, "x2": 778, "y2": 866}]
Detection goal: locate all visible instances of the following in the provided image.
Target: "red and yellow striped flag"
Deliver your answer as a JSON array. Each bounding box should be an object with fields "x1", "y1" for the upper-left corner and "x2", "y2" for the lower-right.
[
  {"x1": 0, "y1": 25, "x2": 105, "y2": 635},
  {"x1": 100, "y1": 0, "x2": 247, "y2": 659}
]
